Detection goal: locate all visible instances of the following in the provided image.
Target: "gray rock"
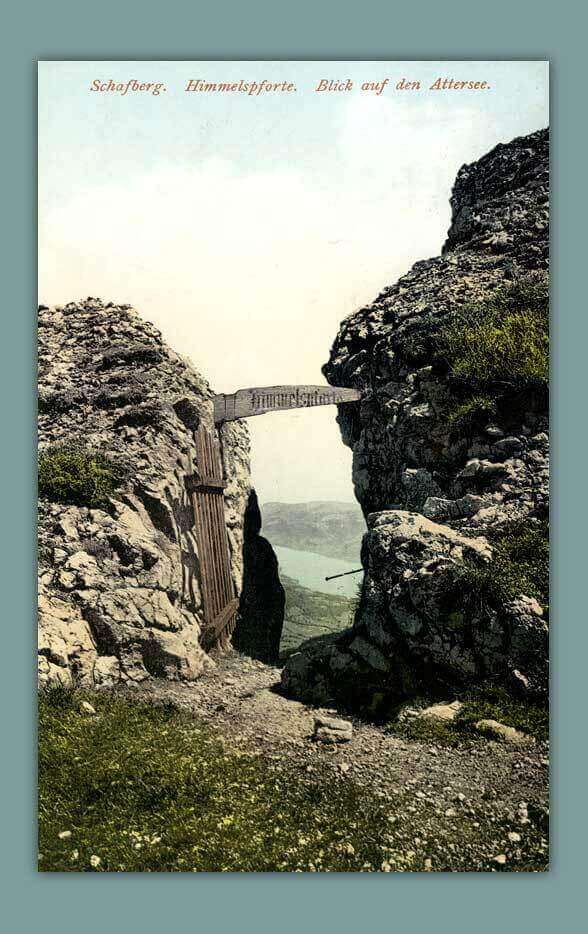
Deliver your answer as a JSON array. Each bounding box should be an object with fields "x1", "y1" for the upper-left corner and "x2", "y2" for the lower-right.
[
  {"x1": 313, "y1": 715, "x2": 353, "y2": 744},
  {"x1": 38, "y1": 299, "x2": 283, "y2": 686},
  {"x1": 474, "y1": 719, "x2": 532, "y2": 745},
  {"x1": 282, "y1": 129, "x2": 549, "y2": 708},
  {"x1": 418, "y1": 700, "x2": 463, "y2": 722}
]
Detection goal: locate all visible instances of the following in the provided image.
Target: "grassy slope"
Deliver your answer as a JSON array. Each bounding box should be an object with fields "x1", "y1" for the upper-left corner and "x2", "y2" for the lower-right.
[
  {"x1": 280, "y1": 575, "x2": 356, "y2": 657},
  {"x1": 38, "y1": 689, "x2": 548, "y2": 873},
  {"x1": 39, "y1": 689, "x2": 395, "y2": 873}
]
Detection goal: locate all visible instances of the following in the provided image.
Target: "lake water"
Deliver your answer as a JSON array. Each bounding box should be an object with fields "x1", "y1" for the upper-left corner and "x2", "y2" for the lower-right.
[{"x1": 273, "y1": 545, "x2": 363, "y2": 599}]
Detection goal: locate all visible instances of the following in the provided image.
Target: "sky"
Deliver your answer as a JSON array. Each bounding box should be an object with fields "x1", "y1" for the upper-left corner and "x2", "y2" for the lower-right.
[{"x1": 38, "y1": 61, "x2": 548, "y2": 504}]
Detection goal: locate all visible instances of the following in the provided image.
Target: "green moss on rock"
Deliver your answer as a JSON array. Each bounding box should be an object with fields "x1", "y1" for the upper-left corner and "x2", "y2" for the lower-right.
[{"x1": 38, "y1": 444, "x2": 126, "y2": 509}]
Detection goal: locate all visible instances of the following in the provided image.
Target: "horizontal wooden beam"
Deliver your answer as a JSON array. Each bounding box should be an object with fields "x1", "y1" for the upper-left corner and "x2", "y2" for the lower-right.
[
  {"x1": 214, "y1": 384, "x2": 361, "y2": 423},
  {"x1": 186, "y1": 474, "x2": 227, "y2": 494}
]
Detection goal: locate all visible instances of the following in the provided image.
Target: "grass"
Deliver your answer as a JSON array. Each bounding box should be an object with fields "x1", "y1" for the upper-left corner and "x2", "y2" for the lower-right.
[
  {"x1": 38, "y1": 444, "x2": 126, "y2": 509},
  {"x1": 437, "y1": 279, "x2": 548, "y2": 394},
  {"x1": 447, "y1": 394, "x2": 496, "y2": 431},
  {"x1": 38, "y1": 688, "x2": 548, "y2": 872},
  {"x1": 38, "y1": 688, "x2": 393, "y2": 873},
  {"x1": 454, "y1": 518, "x2": 549, "y2": 618},
  {"x1": 388, "y1": 686, "x2": 548, "y2": 747}
]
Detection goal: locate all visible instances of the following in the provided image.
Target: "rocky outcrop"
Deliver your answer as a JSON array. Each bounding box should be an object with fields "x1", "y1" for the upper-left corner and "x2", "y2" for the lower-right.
[
  {"x1": 38, "y1": 298, "x2": 282, "y2": 687},
  {"x1": 282, "y1": 129, "x2": 549, "y2": 711}
]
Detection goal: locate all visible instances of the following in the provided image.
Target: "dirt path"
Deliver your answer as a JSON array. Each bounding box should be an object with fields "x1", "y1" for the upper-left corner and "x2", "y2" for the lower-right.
[{"x1": 126, "y1": 650, "x2": 549, "y2": 826}]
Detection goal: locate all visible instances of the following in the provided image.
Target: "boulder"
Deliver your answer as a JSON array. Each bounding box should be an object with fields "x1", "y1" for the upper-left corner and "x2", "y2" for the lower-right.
[{"x1": 474, "y1": 719, "x2": 532, "y2": 745}]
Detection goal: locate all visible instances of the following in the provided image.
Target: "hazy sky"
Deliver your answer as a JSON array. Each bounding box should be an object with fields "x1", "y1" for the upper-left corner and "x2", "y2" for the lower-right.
[{"x1": 38, "y1": 61, "x2": 548, "y2": 503}]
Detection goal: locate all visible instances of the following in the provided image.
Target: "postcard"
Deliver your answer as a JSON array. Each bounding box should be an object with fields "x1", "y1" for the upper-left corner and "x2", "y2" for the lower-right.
[{"x1": 38, "y1": 61, "x2": 549, "y2": 872}]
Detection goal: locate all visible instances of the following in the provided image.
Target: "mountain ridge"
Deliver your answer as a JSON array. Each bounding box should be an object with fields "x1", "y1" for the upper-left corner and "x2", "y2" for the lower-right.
[{"x1": 261, "y1": 500, "x2": 365, "y2": 562}]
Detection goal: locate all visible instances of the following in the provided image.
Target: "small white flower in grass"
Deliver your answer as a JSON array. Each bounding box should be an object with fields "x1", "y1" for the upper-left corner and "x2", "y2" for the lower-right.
[
  {"x1": 58, "y1": 830, "x2": 72, "y2": 839},
  {"x1": 90, "y1": 855, "x2": 101, "y2": 868},
  {"x1": 71, "y1": 850, "x2": 79, "y2": 861}
]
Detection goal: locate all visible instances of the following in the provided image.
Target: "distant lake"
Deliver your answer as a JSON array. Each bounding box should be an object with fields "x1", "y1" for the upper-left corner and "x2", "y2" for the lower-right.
[{"x1": 274, "y1": 545, "x2": 363, "y2": 599}]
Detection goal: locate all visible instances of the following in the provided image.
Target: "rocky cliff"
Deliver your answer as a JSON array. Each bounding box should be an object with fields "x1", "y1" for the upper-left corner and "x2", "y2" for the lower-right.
[
  {"x1": 38, "y1": 299, "x2": 283, "y2": 687},
  {"x1": 282, "y1": 129, "x2": 549, "y2": 713}
]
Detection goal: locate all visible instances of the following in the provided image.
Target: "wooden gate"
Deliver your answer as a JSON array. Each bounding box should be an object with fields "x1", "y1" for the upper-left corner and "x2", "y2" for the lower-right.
[{"x1": 187, "y1": 425, "x2": 239, "y2": 651}]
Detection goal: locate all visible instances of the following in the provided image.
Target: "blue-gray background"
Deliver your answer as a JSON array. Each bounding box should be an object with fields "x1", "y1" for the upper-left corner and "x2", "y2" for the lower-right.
[{"x1": 1, "y1": 0, "x2": 585, "y2": 930}]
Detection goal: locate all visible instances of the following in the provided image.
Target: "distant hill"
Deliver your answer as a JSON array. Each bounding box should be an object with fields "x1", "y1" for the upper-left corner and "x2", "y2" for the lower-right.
[{"x1": 261, "y1": 500, "x2": 365, "y2": 562}]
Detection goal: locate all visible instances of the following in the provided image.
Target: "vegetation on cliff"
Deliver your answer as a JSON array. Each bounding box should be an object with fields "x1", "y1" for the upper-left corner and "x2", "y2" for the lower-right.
[
  {"x1": 38, "y1": 444, "x2": 126, "y2": 509},
  {"x1": 455, "y1": 518, "x2": 549, "y2": 618},
  {"x1": 439, "y1": 278, "x2": 548, "y2": 394}
]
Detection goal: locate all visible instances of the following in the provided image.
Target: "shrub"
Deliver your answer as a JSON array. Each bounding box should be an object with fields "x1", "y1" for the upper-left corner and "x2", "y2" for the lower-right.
[
  {"x1": 437, "y1": 279, "x2": 548, "y2": 394},
  {"x1": 388, "y1": 686, "x2": 548, "y2": 745},
  {"x1": 457, "y1": 686, "x2": 549, "y2": 742},
  {"x1": 38, "y1": 444, "x2": 125, "y2": 508}
]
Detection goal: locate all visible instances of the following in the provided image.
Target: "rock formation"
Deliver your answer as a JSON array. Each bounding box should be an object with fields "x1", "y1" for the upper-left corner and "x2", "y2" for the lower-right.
[
  {"x1": 282, "y1": 129, "x2": 549, "y2": 712},
  {"x1": 38, "y1": 299, "x2": 283, "y2": 687}
]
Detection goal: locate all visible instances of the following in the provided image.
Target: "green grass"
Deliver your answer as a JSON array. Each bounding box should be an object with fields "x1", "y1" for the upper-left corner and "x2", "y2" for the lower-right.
[
  {"x1": 38, "y1": 688, "x2": 548, "y2": 872},
  {"x1": 438, "y1": 279, "x2": 548, "y2": 393},
  {"x1": 38, "y1": 689, "x2": 393, "y2": 873},
  {"x1": 457, "y1": 686, "x2": 549, "y2": 741},
  {"x1": 388, "y1": 686, "x2": 548, "y2": 747},
  {"x1": 38, "y1": 444, "x2": 126, "y2": 509},
  {"x1": 447, "y1": 394, "x2": 496, "y2": 431},
  {"x1": 454, "y1": 518, "x2": 549, "y2": 617}
]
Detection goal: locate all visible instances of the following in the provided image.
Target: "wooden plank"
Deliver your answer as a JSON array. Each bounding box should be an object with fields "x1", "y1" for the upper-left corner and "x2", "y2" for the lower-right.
[
  {"x1": 209, "y1": 429, "x2": 232, "y2": 605},
  {"x1": 205, "y1": 431, "x2": 224, "y2": 619},
  {"x1": 213, "y1": 384, "x2": 361, "y2": 423},
  {"x1": 205, "y1": 598, "x2": 240, "y2": 644},
  {"x1": 186, "y1": 474, "x2": 227, "y2": 494},
  {"x1": 188, "y1": 448, "x2": 214, "y2": 625},
  {"x1": 190, "y1": 424, "x2": 238, "y2": 651}
]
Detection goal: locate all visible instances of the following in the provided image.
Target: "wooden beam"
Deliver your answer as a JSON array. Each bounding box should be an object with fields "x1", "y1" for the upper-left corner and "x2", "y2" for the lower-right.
[
  {"x1": 213, "y1": 384, "x2": 361, "y2": 424},
  {"x1": 185, "y1": 474, "x2": 227, "y2": 494},
  {"x1": 205, "y1": 598, "x2": 240, "y2": 644}
]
